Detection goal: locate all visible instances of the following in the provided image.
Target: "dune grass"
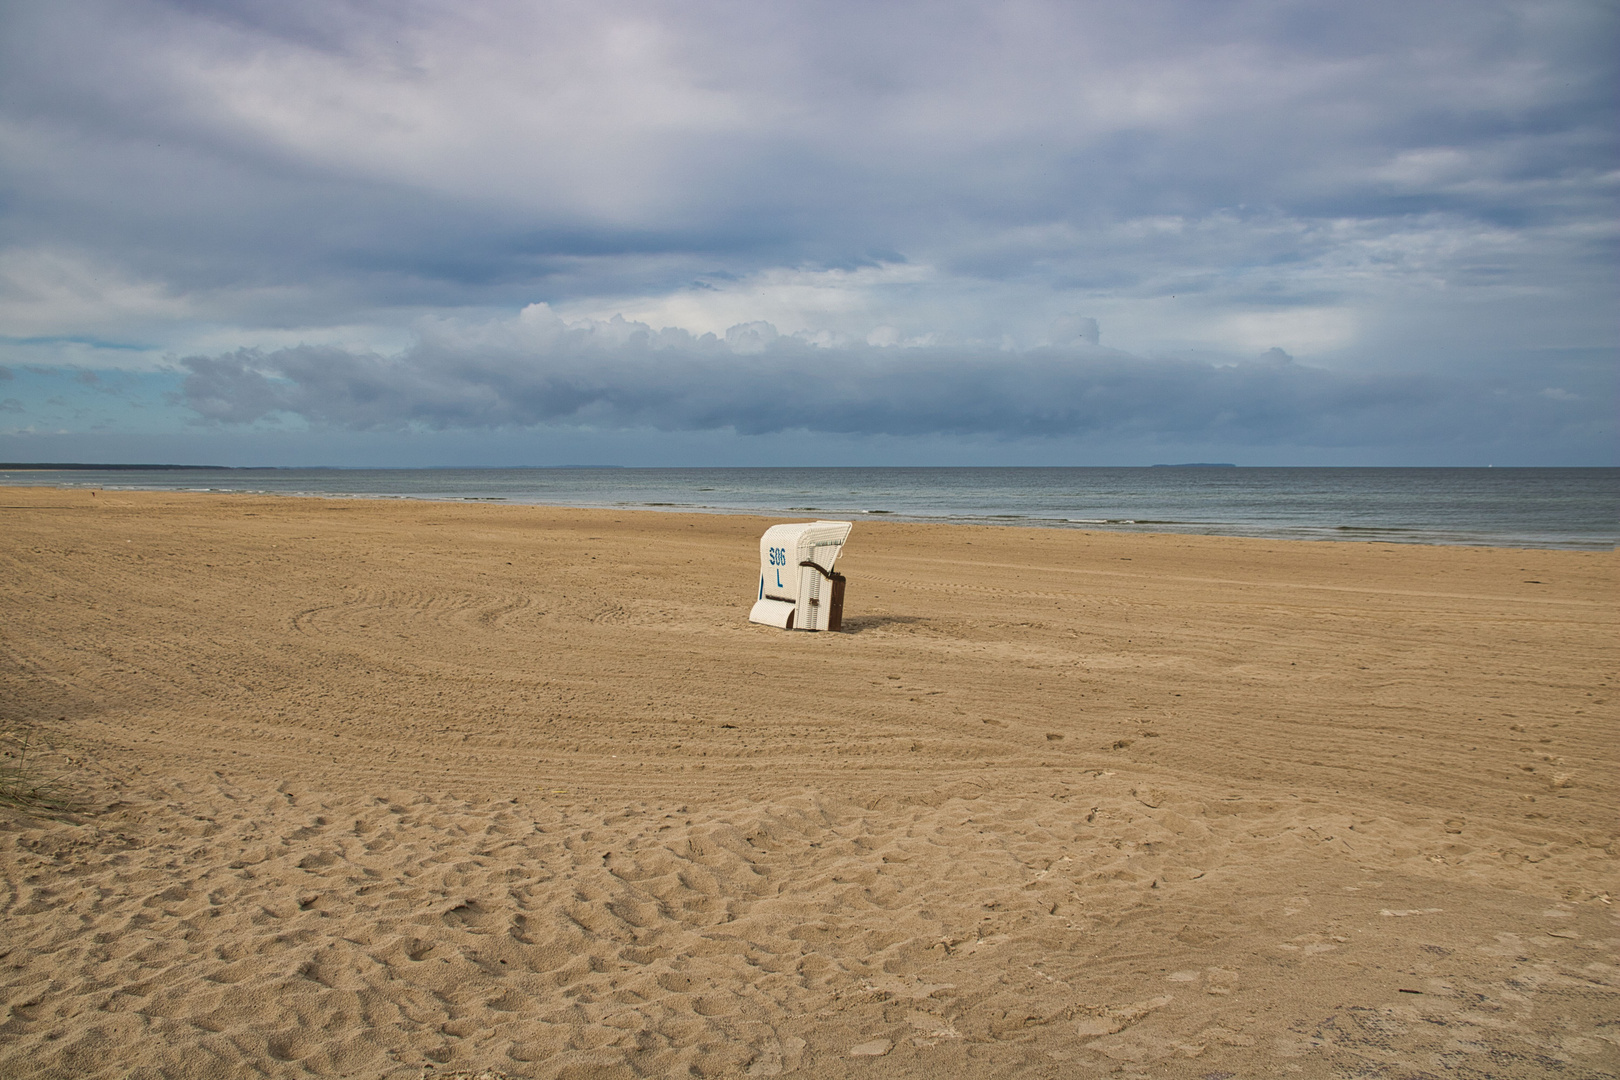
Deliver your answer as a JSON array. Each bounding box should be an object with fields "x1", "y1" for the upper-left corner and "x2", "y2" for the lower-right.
[{"x1": 0, "y1": 720, "x2": 80, "y2": 815}]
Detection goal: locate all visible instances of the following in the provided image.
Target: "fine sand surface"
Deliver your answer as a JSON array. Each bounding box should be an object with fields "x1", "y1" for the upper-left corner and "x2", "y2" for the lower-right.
[{"x1": 1, "y1": 486, "x2": 1615, "y2": 1079}]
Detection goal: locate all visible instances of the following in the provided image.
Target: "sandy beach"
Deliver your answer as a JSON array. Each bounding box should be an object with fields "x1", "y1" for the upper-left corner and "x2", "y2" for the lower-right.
[{"x1": 1, "y1": 486, "x2": 1615, "y2": 1079}]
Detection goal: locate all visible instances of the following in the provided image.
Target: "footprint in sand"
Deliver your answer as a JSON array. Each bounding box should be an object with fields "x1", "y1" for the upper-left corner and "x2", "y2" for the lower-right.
[
  {"x1": 849, "y1": 1038, "x2": 892, "y2": 1057},
  {"x1": 1075, "y1": 996, "x2": 1173, "y2": 1038}
]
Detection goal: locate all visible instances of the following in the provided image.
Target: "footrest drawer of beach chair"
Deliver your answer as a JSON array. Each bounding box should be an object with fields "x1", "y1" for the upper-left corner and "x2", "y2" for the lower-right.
[{"x1": 749, "y1": 597, "x2": 798, "y2": 629}]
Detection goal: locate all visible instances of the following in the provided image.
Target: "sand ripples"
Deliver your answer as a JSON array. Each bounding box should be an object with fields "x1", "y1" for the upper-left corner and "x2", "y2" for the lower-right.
[{"x1": 5, "y1": 770, "x2": 1616, "y2": 1078}]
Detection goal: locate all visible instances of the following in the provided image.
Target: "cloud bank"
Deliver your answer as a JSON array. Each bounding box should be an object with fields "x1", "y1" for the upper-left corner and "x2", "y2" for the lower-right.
[{"x1": 177, "y1": 310, "x2": 1605, "y2": 453}]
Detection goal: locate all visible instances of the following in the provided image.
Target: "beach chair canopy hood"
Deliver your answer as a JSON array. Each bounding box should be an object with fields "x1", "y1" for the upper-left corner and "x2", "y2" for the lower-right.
[{"x1": 749, "y1": 521, "x2": 852, "y2": 631}]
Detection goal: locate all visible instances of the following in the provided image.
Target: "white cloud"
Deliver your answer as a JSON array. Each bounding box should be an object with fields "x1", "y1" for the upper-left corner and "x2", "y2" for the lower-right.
[
  {"x1": 560, "y1": 262, "x2": 937, "y2": 341},
  {"x1": 0, "y1": 247, "x2": 195, "y2": 338},
  {"x1": 65, "y1": 1, "x2": 759, "y2": 221},
  {"x1": 1214, "y1": 308, "x2": 1357, "y2": 355},
  {"x1": 1371, "y1": 147, "x2": 1474, "y2": 187}
]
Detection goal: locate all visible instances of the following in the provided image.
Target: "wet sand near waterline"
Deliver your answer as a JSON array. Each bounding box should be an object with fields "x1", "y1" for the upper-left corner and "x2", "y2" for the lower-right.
[{"x1": 1, "y1": 486, "x2": 1615, "y2": 1079}]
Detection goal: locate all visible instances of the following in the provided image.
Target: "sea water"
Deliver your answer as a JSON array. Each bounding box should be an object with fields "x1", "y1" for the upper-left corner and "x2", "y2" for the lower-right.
[{"x1": 2, "y1": 466, "x2": 1613, "y2": 550}]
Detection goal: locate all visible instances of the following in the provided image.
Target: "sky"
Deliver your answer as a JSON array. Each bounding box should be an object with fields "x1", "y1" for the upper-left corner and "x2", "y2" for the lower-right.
[{"x1": 0, "y1": 0, "x2": 1614, "y2": 467}]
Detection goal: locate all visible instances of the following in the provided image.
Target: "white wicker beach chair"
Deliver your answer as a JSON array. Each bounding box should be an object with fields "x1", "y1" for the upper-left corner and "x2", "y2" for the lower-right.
[{"x1": 749, "y1": 521, "x2": 853, "y2": 631}]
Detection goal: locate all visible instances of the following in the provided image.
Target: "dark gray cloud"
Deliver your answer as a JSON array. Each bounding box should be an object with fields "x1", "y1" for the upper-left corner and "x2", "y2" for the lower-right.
[{"x1": 178, "y1": 324, "x2": 1609, "y2": 454}]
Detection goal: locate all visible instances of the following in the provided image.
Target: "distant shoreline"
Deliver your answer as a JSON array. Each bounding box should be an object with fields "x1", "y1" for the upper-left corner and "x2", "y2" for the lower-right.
[
  {"x1": 9, "y1": 463, "x2": 1618, "y2": 472},
  {"x1": 0, "y1": 463, "x2": 236, "y2": 471},
  {"x1": 0, "y1": 463, "x2": 642, "y2": 471}
]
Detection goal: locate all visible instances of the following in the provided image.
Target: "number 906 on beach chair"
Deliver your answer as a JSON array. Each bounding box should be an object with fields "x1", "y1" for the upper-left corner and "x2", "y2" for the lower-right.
[{"x1": 748, "y1": 521, "x2": 852, "y2": 632}]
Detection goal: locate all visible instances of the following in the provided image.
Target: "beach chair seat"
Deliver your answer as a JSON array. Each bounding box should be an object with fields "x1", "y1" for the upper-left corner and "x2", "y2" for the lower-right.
[{"x1": 749, "y1": 521, "x2": 853, "y2": 631}]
